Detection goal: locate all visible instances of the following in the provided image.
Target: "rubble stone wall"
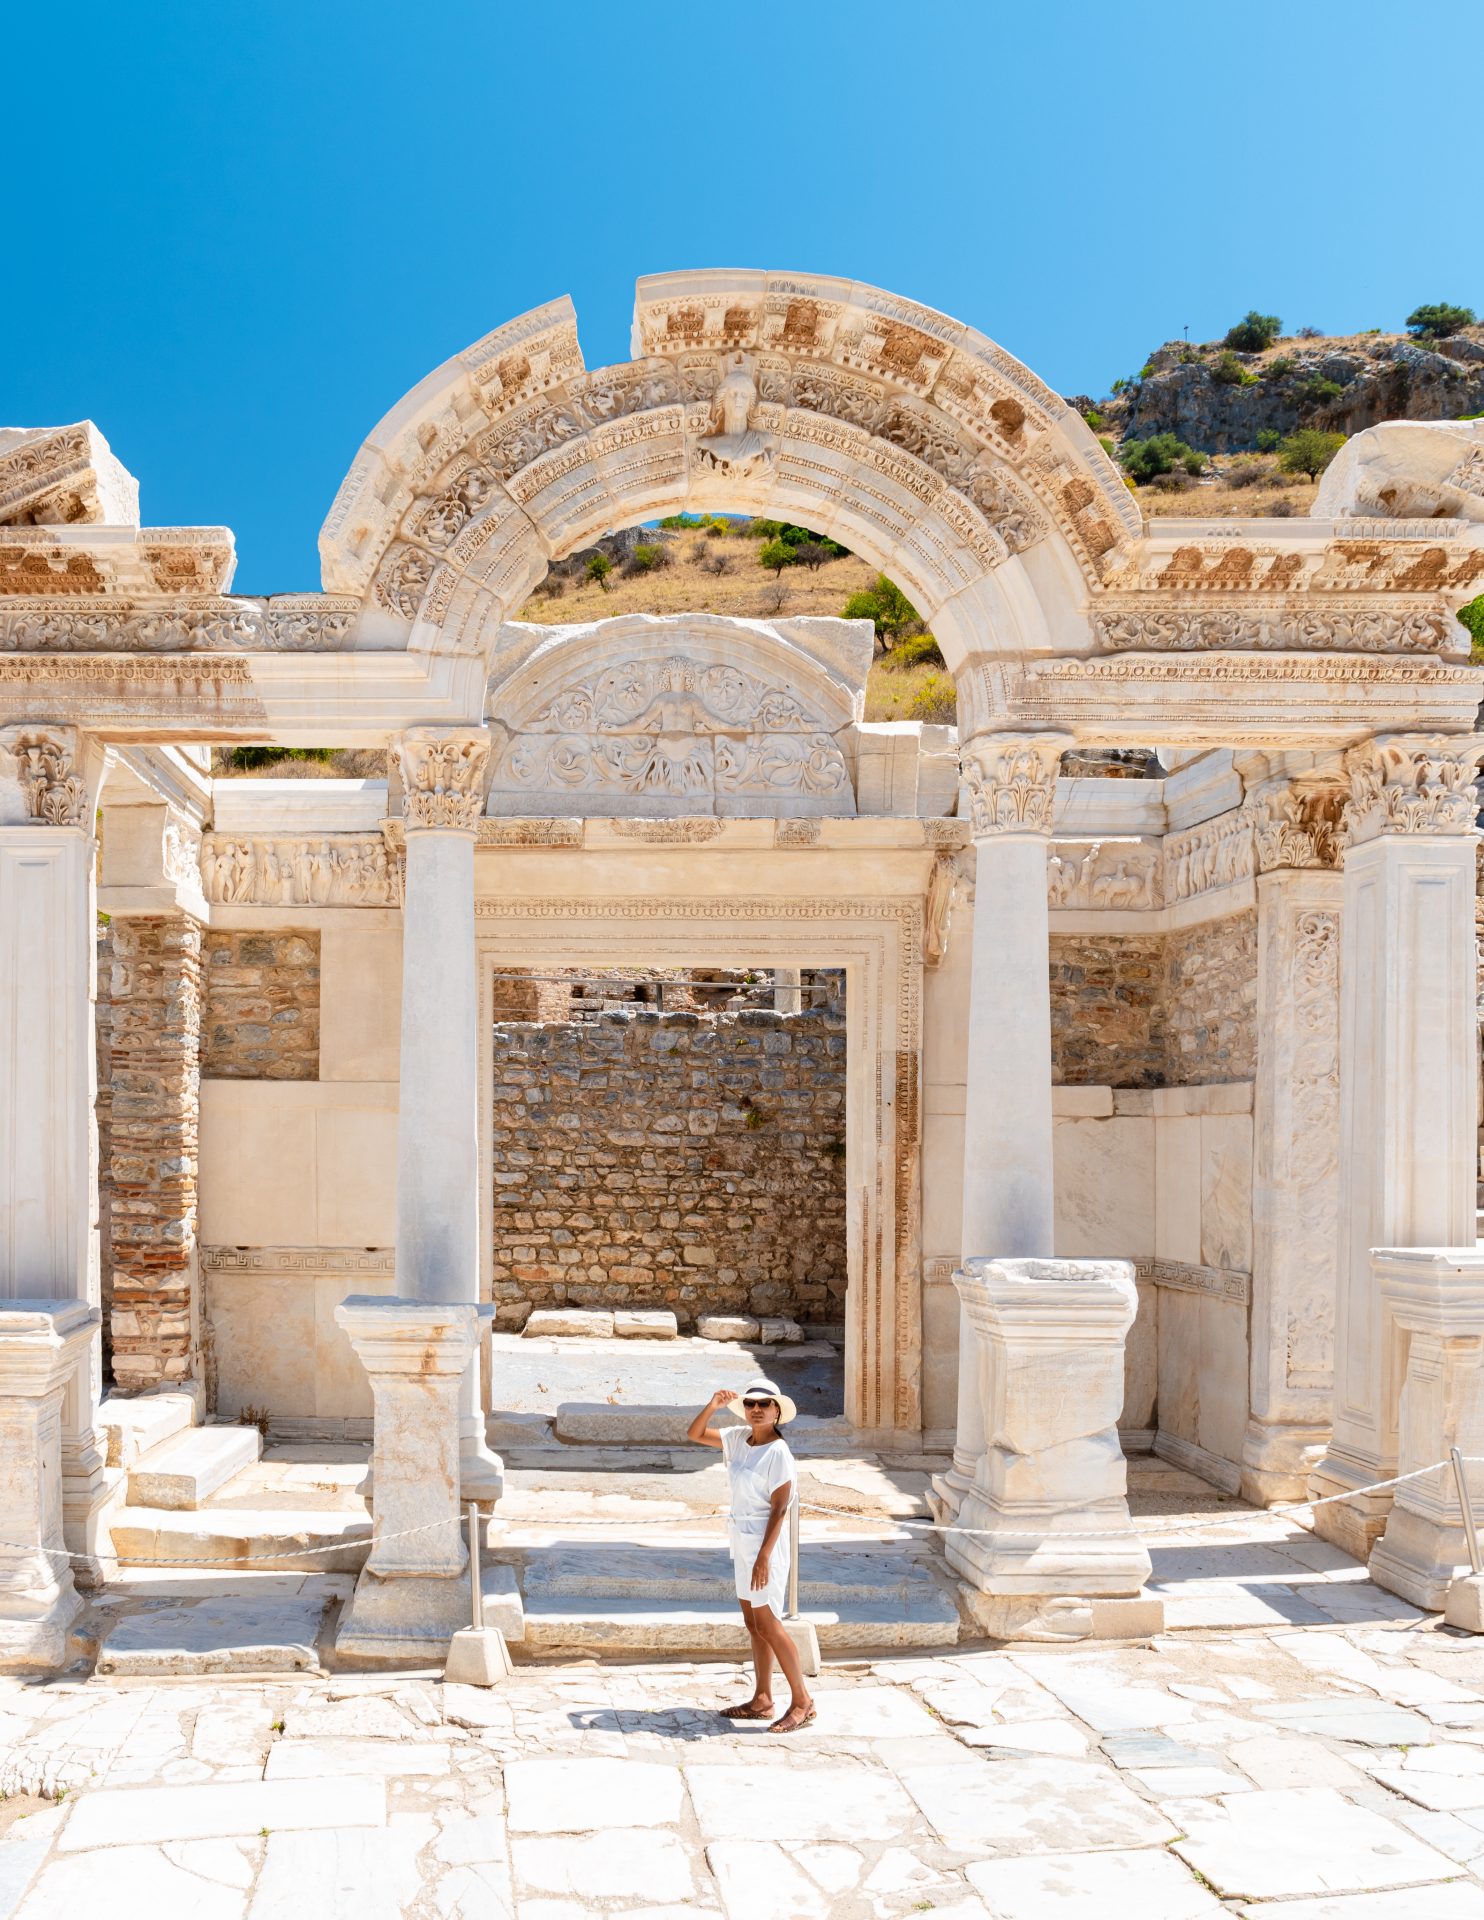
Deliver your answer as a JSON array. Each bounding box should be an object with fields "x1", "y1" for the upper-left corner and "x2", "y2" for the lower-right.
[
  {"x1": 1051, "y1": 912, "x2": 1258, "y2": 1088},
  {"x1": 490, "y1": 1006, "x2": 848, "y2": 1328},
  {"x1": 202, "y1": 930, "x2": 320, "y2": 1079},
  {"x1": 98, "y1": 914, "x2": 204, "y2": 1390}
]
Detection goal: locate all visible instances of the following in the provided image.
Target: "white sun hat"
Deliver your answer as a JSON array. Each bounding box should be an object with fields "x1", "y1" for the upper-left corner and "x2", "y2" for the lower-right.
[{"x1": 736, "y1": 1377, "x2": 798, "y2": 1425}]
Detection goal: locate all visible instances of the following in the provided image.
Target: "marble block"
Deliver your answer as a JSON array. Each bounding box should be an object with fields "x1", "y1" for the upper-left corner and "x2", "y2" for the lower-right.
[{"x1": 0, "y1": 1301, "x2": 98, "y2": 1673}]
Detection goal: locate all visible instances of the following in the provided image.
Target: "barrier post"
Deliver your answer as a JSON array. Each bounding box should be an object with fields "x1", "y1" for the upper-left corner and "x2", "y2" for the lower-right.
[
  {"x1": 1452, "y1": 1449, "x2": 1484, "y2": 1578},
  {"x1": 468, "y1": 1500, "x2": 484, "y2": 1628}
]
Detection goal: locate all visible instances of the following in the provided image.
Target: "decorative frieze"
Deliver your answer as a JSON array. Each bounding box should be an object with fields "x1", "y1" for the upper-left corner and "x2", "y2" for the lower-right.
[
  {"x1": 393, "y1": 727, "x2": 491, "y2": 833},
  {"x1": 1047, "y1": 839, "x2": 1160, "y2": 909},
  {"x1": 1092, "y1": 606, "x2": 1457, "y2": 654},
  {"x1": 200, "y1": 1246, "x2": 396, "y2": 1277},
  {"x1": 1163, "y1": 811, "x2": 1255, "y2": 902},
  {"x1": 961, "y1": 733, "x2": 1068, "y2": 838},
  {"x1": 201, "y1": 832, "x2": 402, "y2": 906},
  {"x1": 1342, "y1": 734, "x2": 1484, "y2": 844},
  {"x1": 1136, "y1": 1258, "x2": 1251, "y2": 1305}
]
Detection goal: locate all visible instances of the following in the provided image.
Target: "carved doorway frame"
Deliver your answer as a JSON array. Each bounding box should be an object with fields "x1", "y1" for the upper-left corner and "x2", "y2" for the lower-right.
[{"x1": 473, "y1": 879, "x2": 924, "y2": 1446}]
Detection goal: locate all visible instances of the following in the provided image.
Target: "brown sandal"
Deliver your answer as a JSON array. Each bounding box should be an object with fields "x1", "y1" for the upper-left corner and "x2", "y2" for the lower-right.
[
  {"x1": 720, "y1": 1701, "x2": 775, "y2": 1720},
  {"x1": 768, "y1": 1702, "x2": 817, "y2": 1733}
]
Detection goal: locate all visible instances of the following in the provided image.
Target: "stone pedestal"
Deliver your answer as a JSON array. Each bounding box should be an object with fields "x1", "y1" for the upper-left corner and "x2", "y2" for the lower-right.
[
  {"x1": 1242, "y1": 850, "x2": 1343, "y2": 1503},
  {"x1": 0, "y1": 1301, "x2": 99, "y2": 1672},
  {"x1": 933, "y1": 735, "x2": 1066, "y2": 1523},
  {"x1": 945, "y1": 1257, "x2": 1153, "y2": 1634},
  {"x1": 1368, "y1": 1248, "x2": 1484, "y2": 1611},
  {"x1": 1310, "y1": 738, "x2": 1481, "y2": 1558},
  {"x1": 334, "y1": 1295, "x2": 480, "y2": 1667},
  {"x1": 391, "y1": 729, "x2": 504, "y2": 1508},
  {"x1": 0, "y1": 727, "x2": 110, "y2": 1561}
]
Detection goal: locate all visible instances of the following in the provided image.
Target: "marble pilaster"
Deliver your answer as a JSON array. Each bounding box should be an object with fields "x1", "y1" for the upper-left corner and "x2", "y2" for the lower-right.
[
  {"x1": 1310, "y1": 736, "x2": 1483, "y2": 1558},
  {"x1": 934, "y1": 733, "x2": 1067, "y2": 1522},
  {"x1": 390, "y1": 727, "x2": 504, "y2": 1507}
]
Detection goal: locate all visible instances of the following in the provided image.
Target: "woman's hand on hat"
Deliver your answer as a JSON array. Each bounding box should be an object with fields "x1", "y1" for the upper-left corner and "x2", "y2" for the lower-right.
[{"x1": 707, "y1": 1386, "x2": 736, "y2": 1411}]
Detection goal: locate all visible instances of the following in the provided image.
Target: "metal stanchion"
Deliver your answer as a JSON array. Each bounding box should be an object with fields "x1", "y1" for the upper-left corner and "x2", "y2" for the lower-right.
[
  {"x1": 1452, "y1": 1448, "x2": 1484, "y2": 1577},
  {"x1": 787, "y1": 1496, "x2": 800, "y2": 1618},
  {"x1": 468, "y1": 1500, "x2": 484, "y2": 1629}
]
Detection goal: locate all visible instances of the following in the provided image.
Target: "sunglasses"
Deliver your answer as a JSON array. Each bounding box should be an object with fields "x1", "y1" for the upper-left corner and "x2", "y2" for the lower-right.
[{"x1": 741, "y1": 1397, "x2": 777, "y2": 1411}]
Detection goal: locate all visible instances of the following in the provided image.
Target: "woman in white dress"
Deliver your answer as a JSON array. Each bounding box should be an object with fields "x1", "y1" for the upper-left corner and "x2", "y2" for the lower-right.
[{"x1": 687, "y1": 1377, "x2": 816, "y2": 1732}]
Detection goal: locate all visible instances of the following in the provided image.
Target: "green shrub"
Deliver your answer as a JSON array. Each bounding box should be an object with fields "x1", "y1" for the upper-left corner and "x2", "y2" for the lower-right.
[
  {"x1": 586, "y1": 552, "x2": 615, "y2": 590},
  {"x1": 1406, "y1": 302, "x2": 1477, "y2": 339},
  {"x1": 1458, "y1": 595, "x2": 1484, "y2": 660},
  {"x1": 884, "y1": 632, "x2": 946, "y2": 670},
  {"x1": 1278, "y1": 428, "x2": 1347, "y2": 479},
  {"x1": 1300, "y1": 375, "x2": 1343, "y2": 404},
  {"x1": 627, "y1": 544, "x2": 665, "y2": 572},
  {"x1": 1212, "y1": 350, "x2": 1258, "y2": 387},
  {"x1": 1082, "y1": 407, "x2": 1105, "y2": 430},
  {"x1": 658, "y1": 513, "x2": 704, "y2": 530},
  {"x1": 758, "y1": 539, "x2": 795, "y2": 576},
  {"x1": 908, "y1": 673, "x2": 957, "y2": 724},
  {"x1": 843, "y1": 573, "x2": 921, "y2": 644},
  {"x1": 1224, "y1": 310, "x2": 1282, "y2": 352},
  {"x1": 229, "y1": 747, "x2": 336, "y2": 771},
  {"x1": 1265, "y1": 357, "x2": 1293, "y2": 378},
  {"x1": 1256, "y1": 428, "x2": 1282, "y2": 452},
  {"x1": 1119, "y1": 433, "x2": 1206, "y2": 483}
]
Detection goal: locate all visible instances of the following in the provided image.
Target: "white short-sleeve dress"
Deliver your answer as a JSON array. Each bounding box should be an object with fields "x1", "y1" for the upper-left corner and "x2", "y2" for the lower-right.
[{"x1": 721, "y1": 1425, "x2": 796, "y2": 1614}]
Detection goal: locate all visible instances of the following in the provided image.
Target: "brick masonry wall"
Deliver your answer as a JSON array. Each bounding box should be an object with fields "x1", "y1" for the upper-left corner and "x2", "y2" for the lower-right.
[
  {"x1": 490, "y1": 1006, "x2": 847, "y2": 1327},
  {"x1": 202, "y1": 931, "x2": 320, "y2": 1079},
  {"x1": 1051, "y1": 912, "x2": 1257, "y2": 1088},
  {"x1": 99, "y1": 915, "x2": 204, "y2": 1390}
]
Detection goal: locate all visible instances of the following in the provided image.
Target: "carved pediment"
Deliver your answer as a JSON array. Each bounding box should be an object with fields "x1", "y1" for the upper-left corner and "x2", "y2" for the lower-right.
[{"x1": 485, "y1": 614, "x2": 869, "y2": 819}]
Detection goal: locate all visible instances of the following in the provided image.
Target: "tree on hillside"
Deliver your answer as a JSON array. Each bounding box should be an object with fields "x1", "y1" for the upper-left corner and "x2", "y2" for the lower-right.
[
  {"x1": 586, "y1": 552, "x2": 615, "y2": 590},
  {"x1": 758, "y1": 539, "x2": 795, "y2": 577},
  {"x1": 1406, "y1": 302, "x2": 1477, "y2": 339},
  {"x1": 842, "y1": 574, "x2": 920, "y2": 648},
  {"x1": 1119, "y1": 434, "x2": 1206, "y2": 483},
  {"x1": 1278, "y1": 428, "x2": 1346, "y2": 479},
  {"x1": 1223, "y1": 311, "x2": 1282, "y2": 352}
]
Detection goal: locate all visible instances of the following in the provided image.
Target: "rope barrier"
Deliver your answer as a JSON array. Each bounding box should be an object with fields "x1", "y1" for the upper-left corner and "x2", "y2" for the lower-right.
[{"x1": 1, "y1": 1455, "x2": 1473, "y2": 1569}]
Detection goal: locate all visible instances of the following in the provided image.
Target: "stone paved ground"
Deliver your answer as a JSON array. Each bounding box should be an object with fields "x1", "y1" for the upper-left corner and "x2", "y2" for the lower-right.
[{"x1": 6, "y1": 1606, "x2": 1484, "y2": 1918}]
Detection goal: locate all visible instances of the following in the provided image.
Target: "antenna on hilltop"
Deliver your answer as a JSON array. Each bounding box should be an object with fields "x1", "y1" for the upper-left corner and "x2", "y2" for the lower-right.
[{"x1": 1182, "y1": 323, "x2": 1190, "y2": 342}]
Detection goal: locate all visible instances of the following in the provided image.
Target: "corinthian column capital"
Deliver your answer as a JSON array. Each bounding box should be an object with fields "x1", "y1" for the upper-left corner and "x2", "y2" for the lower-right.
[
  {"x1": 0, "y1": 724, "x2": 96, "y2": 828},
  {"x1": 1342, "y1": 734, "x2": 1484, "y2": 848},
  {"x1": 392, "y1": 727, "x2": 491, "y2": 835},
  {"x1": 960, "y1": 732, "x2": 1071, "y2": 840}
]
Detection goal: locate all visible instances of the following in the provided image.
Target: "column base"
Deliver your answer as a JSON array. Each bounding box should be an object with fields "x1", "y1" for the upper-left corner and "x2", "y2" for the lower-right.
[
  {"x1": 927, "y1": 1461, "x2": 974, "y2": 1525},
  {"x1": 944, "y1": 1493, "x2": 1151, "y2": 1599},
  {"x1": 1369, "y1": 1509, "x2": 1466, "y2": 1613},
  {"x1": 1240, "y1": 1420, "x2": 1330, "y2": 1507},
  {"x1": 959, "y1": 1588, "x2": 1164, "y2": 1643},
  {"x1": 336, "y1": 1571, "x2": 473, "y2": 1669},
  {"x1": 0, "y1": 1581, "x2": 83, "y2": 1676},
  {"x1": 1308, "y1": 1448, "x2": 1395, "y2": 1560}
]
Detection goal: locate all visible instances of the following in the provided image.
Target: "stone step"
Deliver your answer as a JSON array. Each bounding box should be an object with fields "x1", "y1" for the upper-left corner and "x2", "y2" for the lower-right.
[
  {"x1": 126, "y1": 1424, "x2": 263, "y2": 1510},
  {"x1": 520, "y1": 1593, "x2": 959, "y2": 1654},
  {"x1": 517, "y1": 1541, "x2": 939, "y2": 1607},
  {"x1": 98, "y1": 1389, "x2": 198, "y2": 1470},
  {"x1": 110, "y1": 1506, "x2": 371, "y2": 1573}
]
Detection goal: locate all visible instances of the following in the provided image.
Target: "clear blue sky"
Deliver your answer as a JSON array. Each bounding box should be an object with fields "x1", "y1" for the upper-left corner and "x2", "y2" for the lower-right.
[{"x1": 4, "y1": 1, "x2": 1476, "y2": 593}]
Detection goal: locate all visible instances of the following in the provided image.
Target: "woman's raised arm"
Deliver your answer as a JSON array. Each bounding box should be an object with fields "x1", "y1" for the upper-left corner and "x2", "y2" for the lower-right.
[{"x1": 686, "y1": 1386, "x2": 736, "y2": 1450}]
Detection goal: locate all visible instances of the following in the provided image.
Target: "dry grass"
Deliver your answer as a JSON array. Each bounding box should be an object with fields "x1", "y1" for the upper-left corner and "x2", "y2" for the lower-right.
[
  {"x1": 516, "y1": 536, "x2": 880, "y2": 625},
  {"x1": 1131, "y1": 462, "x2": 1322, "y2": 520},
  {"x1": 865, "y1": 659, "x2": 956, "y2": 723}
]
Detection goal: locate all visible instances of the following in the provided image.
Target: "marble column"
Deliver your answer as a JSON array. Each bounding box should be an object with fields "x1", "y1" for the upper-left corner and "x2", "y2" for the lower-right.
[
  {"x1": 1369, "y1": 1248, "x2": 1484, "y2": 1610},
  {"x1": 0, "y1": 727, "x2": 108, "y2": 1562},
  {"x1": 334, "y1": 1296, "x2": 477, "y2": 1665},
  {"x1": 934, "y1": 733, "x2": 1068, "y2": 1521},
  {"x1": 1310, "y1": 735, "x2": 1482, "y2": 1558},
  {"x1": 0, "y1": 1301, "x2": 98, "y2": 1672},
  {"x1": 1241, "y1": 781, "x2": 1345, "y2": 1504},
  {"x1": 390, "y1": 728, "x2": 503, "y2": 1507},
  {"x1": 946, "y1": 1257, "x2": 1153, "y2": 1640}
]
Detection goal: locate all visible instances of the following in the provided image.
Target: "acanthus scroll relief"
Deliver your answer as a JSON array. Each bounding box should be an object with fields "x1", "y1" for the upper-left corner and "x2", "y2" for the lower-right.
[
  {"x1": 1282, "y1": 906, "x2": 1341, "y2": 1389},
  {"x1": 960, "y1": 734, "x2": 1067, "y2": 838},
  {"x1": 393, "y1": 729, "x2": 491, "y2": 834},
  {"x1": 1246, "y1": 783, "x2": 1347, "y2": 873},
  {"x1": 1343, "y1": 735, "x2": 1484, "y2": 843},
  {"x1": 0, "y1": 724, "x2": 89, "y2": 826}
]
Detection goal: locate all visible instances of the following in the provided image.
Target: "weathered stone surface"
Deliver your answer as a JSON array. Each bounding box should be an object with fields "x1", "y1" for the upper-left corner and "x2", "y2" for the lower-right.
[
  {"x1": 1171, "y1": 1787, "x2": 1456, "y2": 1899},
  {"x1": 900, "y1": 1756, "x2": 1177, "y2": 1853},
  {"x1": 523, "y1": 1309, "x2": 614, "y2": 1338},
  {"x1": 96, "y1": 1593, "x2": 332, "y2": 1676},
  {"x1": 126, "y1": 1423, "x2": 261, "y2": 1510},
  {"x1": 59, "y1": 1776, "x2": 386, "y2": 1849},
  {"x1": 612, "y1": 1308, "x2": 678, "y2": 1339},
  {"x1": 697, "y1": 1316, "x2": 761, "y2": 1343},
  {"x1": 968, "y1": 1846, "x2": 1224, "y2": 1918},
  {"x1": 202, "y1": 929, "x2": 320, "y2": 1081},
  {"x1": 504, "y1": 1758, "x2": 686, "y2": 1833}
]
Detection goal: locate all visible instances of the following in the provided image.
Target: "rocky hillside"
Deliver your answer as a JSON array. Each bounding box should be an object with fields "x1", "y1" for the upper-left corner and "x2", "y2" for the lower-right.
[{"x1": 1088, "y1": 323, "x2": 1484, "y2": 456}]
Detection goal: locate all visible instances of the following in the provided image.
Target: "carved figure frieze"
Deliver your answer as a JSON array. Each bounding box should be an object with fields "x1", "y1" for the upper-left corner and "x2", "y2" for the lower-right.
[
  {"x1": 960, "y1": 733, "x2": 1067, "y2": 838},
  {"x1": 0, "y1": 724, "x2": 90, "y2": 826},
  {"x1": 1163, "y1": 812, "x2": 1256, "y2": 902},
  {"x1": 1047, "y1": 840, "x2": 1160, "y2": 909},
  {"x1": 393, "y1": 728, "x2": 491, "y2": 833},
  {"x1": 202, "y1": 832, "x2": 403, "y2": 906},
  {"x1": 692, "y1": 358, "x2": 776, "y2": 481},
  {"x1": 1343, "y1": 735, "x2": 1484, "y2": 843}
]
